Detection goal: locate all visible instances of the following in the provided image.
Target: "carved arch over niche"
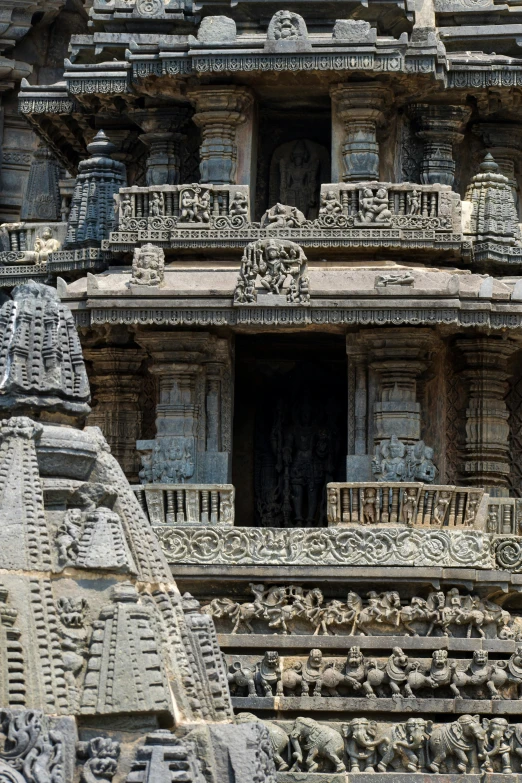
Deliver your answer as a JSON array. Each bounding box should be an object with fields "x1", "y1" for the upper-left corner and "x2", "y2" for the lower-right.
[{"x1": 269, "y1": 139, "x2": 330, "y2": 220}]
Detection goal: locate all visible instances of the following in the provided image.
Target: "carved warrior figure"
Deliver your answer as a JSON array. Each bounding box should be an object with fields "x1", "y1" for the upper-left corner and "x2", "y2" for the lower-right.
[
  {"x1": 131, "y1": 243, "x2": 165, "y2": 286},
  {"x1": 234, "y1": 238, "x2": 310, "y2": 304}
]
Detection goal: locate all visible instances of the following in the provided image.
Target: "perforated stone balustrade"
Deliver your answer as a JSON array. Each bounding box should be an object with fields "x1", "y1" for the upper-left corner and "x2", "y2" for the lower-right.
[
  {"x1": 132, "y1": 483, "x2": 235, "y2": 525},
  {"x1": 327, "y1": 483, "x2": 486, "y2": 529}
]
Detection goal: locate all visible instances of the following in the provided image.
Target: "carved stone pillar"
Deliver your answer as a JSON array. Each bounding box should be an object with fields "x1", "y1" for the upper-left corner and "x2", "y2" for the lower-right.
[
  {"x1": 473, "y1": 123, "x2": 522, "y2": 204},
  {"x1": 408, "y1": 104, "x2": 471, "y2": 187},
  {"x1": 84, "y1": 347, "x2": 145, "y2": 481},
  {"x1": 134, "y1": 107, "x2": 192, "y2": 186},
  {"x1": 456, "y1": 337, "x2": 519, "y2": 495},
  {"x1": 346, "y1": 329, "x2": 438, "y2": 480},
  {"x1": 187, "y1": 86, "x2": 254, "y2": 184},
  {"x1": 330, "y1": 83, "x2": 389, "y2": 182},
  {"x1": 136, "y1": 332, "x2": 233, "y2": 484}
]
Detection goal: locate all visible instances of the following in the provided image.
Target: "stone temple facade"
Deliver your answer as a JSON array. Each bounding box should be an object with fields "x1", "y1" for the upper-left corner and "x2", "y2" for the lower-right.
[{"x1": 7, "y1": 0, "x2": 522, "y2": 779}]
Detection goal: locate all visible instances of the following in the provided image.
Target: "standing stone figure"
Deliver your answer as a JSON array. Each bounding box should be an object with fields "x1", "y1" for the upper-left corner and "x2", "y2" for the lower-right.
[{"x1": 279, "y1": 141, "x2": 320, "y2": 218}]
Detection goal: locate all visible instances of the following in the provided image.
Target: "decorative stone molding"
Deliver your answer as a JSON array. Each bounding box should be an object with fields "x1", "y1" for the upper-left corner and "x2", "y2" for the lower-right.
[{"x1": 155, "y1": 525, "x2": 494, "y2": 568}]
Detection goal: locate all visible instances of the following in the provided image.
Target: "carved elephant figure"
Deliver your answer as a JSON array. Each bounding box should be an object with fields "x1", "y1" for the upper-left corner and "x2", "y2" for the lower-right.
[
  {"x1": 428, "y1": 714, "x2": 487, "y2": 774},
  {"x1": 290, "y1": 717, "x2": 345, "y2": 773},
  {"x1": 342, "y1": 718, "x2": 380, "y2": 772},
  {"x1": 235, "y1": 713, "x2": 290, "y2": 771},
  {"x1": 377, "y1": 718, "x2": 431, "y2": 773},
  {"x1": 483, "y1": 718, "x2": 515, "y2": 774}
]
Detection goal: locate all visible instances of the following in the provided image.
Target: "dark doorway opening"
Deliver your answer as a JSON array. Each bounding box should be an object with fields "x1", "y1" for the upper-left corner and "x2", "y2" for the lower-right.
[{"x1": 232, "y1": 334, "x2": 347, "y2": 527}]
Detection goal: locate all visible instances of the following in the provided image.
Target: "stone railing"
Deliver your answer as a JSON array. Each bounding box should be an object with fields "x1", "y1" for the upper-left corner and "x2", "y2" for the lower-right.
[
  {"x1": 107, "y1": 180, "x2": 464, "y2": 255},
  {"x1": 327, "y1": 483, "x2": 485, "y2": 529},
  {"x1": 132, "y1": 484, "x2": 234, "y2": 525},
  {"x1": 487, "y1": 496, "x2": 521, "y2": 535},
  {"x1": 114, "y1": 183, "x2": 250, "y2": 231},
  {"x1": 317, "y1": 182, "x2": 462, "y2": 233}
]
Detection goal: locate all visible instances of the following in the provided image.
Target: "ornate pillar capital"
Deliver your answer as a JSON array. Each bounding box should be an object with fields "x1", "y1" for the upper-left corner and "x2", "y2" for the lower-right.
[
  {"x1": 131, "y1": 107, "x2": 192, "y2": 186},
  {"x1": 330, "y1": 83, "x2": 391, "y2": 182},
  {"x1": 408, "y1": 103, "x2": 471, "y2": 186},
  {"x1": 186, "y1": 86, "x2": 254, "y2": 184}
]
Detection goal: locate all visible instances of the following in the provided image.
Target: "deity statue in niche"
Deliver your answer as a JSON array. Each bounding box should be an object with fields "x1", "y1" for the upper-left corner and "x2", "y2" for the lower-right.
[
  {"x1": 269, "y1": 140, "x2": 329, "y2": 220},
  {"x1": 254, "y1": 371, "x2": 343, "y2": 528}
]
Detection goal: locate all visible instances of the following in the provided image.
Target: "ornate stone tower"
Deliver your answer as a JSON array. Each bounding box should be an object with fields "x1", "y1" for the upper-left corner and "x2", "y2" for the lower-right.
[{"x1": 4, "y1": 0, "x2": 522, "y2": 778}]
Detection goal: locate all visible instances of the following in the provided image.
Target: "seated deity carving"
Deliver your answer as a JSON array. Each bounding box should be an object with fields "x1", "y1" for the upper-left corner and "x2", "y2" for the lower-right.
[
  {"x1": 234, "y1": 237, "x2": 310, "y2": 304},
  {"x1": 372, "y1": 436, "x2": 437, "y2": 483},
  {"x1": 229, "y1": 191, "x2": 249, "y2": 218},
  {"x1": 131, "y1": 243, "x2": 164, "y2": 286},
  {"x1": 34, "y1": 226, "x2": 61, "y2": 262},
  {"x1": 319, "y1": 190, "x2": 343, "y2": 217}
]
